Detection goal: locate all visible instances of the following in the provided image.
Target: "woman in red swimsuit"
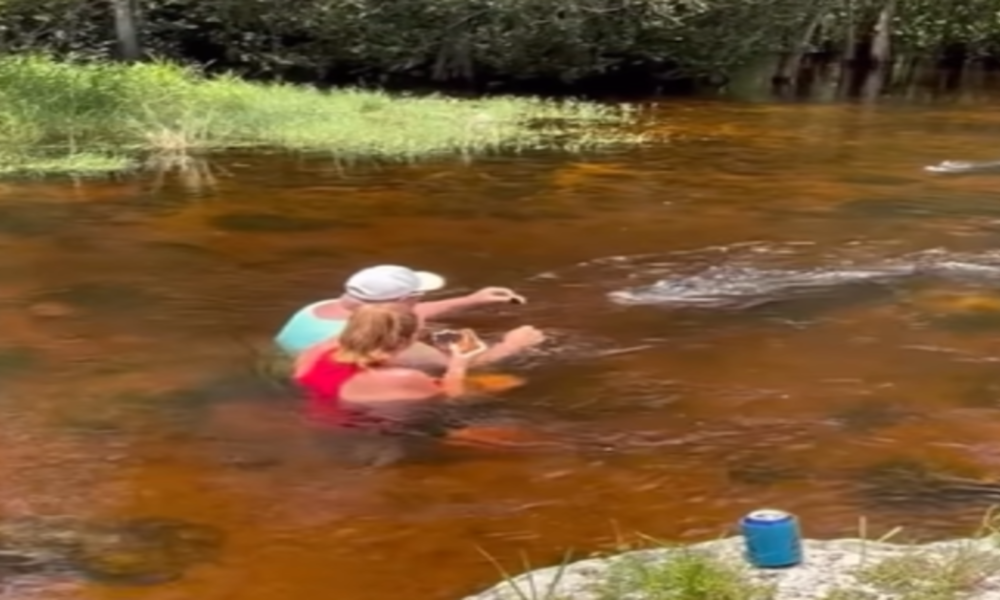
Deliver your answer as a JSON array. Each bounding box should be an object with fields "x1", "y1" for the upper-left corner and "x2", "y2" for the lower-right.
[
  {"x1": 294, "y1": 303, "x2": 484, "y2": 427},
  {"x1": 294, "y1": 303, "x2": 548, "y2": 461}
]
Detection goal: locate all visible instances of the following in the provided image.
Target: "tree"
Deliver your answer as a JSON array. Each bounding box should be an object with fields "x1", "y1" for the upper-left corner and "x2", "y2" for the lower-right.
[{"x1": 112, "y1": 0, "x2": 141, "y2": 61}]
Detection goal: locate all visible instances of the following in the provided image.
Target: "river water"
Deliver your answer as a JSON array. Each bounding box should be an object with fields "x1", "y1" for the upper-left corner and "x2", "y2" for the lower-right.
[{"x1": 5, "y1": 96, "x2": 1000, "y2": 599}]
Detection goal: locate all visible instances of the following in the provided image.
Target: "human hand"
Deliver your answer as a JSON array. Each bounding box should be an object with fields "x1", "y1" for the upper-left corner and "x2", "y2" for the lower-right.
[
  {"x1": 447, "y1": 329, "x2": 487, "y2": 363},
  {"x1": 471, "y1": 287, "x2": 526, "y2": 305},
  {"x1": 502, "y1": 325, "x2": 545, "y2": 350}
]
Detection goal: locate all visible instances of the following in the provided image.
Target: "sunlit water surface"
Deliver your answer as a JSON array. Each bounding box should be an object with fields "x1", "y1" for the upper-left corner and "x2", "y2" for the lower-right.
[{"x1": 4, "y1": 96, "x2": 1000, "y2": 599}]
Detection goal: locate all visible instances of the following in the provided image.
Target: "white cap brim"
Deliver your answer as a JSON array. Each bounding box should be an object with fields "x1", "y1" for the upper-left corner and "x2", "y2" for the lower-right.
[{"x1": 414, "y1": 271, "x2": 446, "y2": 292}]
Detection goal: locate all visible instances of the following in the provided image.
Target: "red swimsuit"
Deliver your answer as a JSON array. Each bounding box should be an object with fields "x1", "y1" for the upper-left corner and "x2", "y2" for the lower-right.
[
  {"x1": 295, "y1": 353, "x2": 447, "y2": 434},
  {"x1": 294, "y1": 356, "x2": 363, "y2": 425}
]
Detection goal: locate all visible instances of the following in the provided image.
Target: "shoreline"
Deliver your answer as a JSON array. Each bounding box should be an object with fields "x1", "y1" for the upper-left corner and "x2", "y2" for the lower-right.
[
  {"x1": 0, "y1": 56, "x2": 647, "y2": 178},
  {"x1": 464, "y1": 535, "x2": 1000, "y2": 599}
]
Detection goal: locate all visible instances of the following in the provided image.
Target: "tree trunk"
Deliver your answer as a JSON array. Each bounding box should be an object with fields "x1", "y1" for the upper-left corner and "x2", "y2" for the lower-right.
[
  {"x1": 869, "y1": 0, "x2": 895, "y2": 65},
  {"x1": 773, "y1": 0, "x2": 831, "y2": 83},
  {"x1": 112, "y1": 0, "x2": 142, "y2": 62}
]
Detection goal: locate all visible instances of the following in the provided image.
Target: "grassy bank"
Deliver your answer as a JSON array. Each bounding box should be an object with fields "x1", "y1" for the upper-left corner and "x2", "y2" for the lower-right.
[
  {"x1": 0, "y1": 56, "x2": 643, "y2": 177},
  {"x1": 478, "y1": 513, "x2": 1000, "y2": 600}
]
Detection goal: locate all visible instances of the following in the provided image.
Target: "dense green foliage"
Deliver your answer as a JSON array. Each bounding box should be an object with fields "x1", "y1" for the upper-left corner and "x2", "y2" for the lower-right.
[
  {"x1": 0, "y1": 0, "x2": 999, "y2": 88},
  {"x1": 0, "y1": 55, "x2": 638, "y2": 176}
]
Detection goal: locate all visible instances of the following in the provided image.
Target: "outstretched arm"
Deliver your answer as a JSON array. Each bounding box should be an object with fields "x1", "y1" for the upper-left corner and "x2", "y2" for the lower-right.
[{"x1": 414, "y1": 287, "x2": 525, "y2": 320}]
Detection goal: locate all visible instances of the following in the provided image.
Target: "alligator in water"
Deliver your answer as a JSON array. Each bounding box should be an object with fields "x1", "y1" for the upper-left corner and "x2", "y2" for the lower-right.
[
  {"x1": 600, "y1": 248, "x2": 1000, "y2": 309},
  {"x1": 0, "y1": 516, "x2": 223, "y2": 586},
  {"x1": 924, "y1": 160, "x2": 1000, "y2": 174}
]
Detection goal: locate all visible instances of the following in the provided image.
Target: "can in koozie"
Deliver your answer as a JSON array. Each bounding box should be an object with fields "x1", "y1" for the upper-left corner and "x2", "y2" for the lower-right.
[{"x1": 739, "y1": 509, "x2": 803, "y2": 569}]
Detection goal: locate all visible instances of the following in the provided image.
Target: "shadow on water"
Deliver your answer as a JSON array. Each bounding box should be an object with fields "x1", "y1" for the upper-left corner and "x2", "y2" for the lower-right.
[
  {"x1": 855, "y1": 460, "x2": 1000, "y2": 512},
  {"x1": 207, "y1": 213, "x2": 368, "y2": 233},
  {"x1": 828, "y1": 401, "x2": 914, "y2": 433},
  {"x1": 27, "y1": 282, "x2": 158, "y2": 313}
]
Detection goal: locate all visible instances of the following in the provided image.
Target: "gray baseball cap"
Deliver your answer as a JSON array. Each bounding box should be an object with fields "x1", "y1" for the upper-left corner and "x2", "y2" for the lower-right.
[{"x1": 345, "y1": 265, "x2": 446, "y2": 301}]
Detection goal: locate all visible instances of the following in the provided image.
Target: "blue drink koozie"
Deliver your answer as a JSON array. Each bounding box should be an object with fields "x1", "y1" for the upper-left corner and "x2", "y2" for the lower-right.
[{"x1": 740, "y1": 508, "x2": 803, "y2": 568}]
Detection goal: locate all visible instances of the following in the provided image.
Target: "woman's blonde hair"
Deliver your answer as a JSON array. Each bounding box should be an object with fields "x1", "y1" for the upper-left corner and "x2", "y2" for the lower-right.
[{"x1": 334, "y1": 303, "x2": 420, "y2": 367}]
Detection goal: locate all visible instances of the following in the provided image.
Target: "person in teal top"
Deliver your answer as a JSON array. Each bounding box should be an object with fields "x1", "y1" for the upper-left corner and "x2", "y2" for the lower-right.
[
  {"x1": 275, "y1": 300, "x2": 351, "y2": 356},
  {"x1": 274, "y1": 264, "x2": 545, "y2": 369}
]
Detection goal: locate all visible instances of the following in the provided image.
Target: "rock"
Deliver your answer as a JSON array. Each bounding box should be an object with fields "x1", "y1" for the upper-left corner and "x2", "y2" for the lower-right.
[
  {"x1": 0, "y1": 516, "x2": 223, "y2": 586},
  {"x1": 462, "y1": 537, "x2": 1000, "y2": 600}
]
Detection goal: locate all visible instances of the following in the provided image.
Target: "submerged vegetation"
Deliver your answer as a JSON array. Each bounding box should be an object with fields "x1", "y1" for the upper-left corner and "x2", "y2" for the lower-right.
[{"x1": 0, "y1": 56, "x2": 641, "y2": 176}]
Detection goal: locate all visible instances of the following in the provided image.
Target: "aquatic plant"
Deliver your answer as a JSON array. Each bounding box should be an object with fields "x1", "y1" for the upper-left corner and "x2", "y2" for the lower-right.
[{"x1": 0, "y1": 55, "x2": 644, "y2": 177}]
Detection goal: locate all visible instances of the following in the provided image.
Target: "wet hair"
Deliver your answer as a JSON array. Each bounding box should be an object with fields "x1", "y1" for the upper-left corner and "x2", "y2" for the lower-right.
[{"x1": 334, "y1": 303, "x2": 420, "y2": 368}]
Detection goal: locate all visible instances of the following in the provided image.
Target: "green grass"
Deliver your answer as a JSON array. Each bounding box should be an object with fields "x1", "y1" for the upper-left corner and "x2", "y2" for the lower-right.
[
  {"x1": 592, "y1": 546, "x2": 775, "y2": 600},
  {"x1": 479, "y1": 512, "x2": 1000, "y2": 600},
  {"x1": 845, "y1": 543, "x2": 1000, "y2": 600},
  {"x1": 0, "y1": 55, "x2": 645, "y2": 177}
]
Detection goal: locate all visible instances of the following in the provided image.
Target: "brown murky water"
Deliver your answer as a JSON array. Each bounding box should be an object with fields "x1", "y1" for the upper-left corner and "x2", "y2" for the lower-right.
[{"x1": 5, "y1": 97, "x2": 1000, "y2": 599}]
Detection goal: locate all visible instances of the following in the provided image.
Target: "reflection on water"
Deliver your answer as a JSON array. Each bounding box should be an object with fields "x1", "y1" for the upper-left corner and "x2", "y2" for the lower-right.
[{"x1": 8, "y1": 98, "x2": 1000, "y2": 599}]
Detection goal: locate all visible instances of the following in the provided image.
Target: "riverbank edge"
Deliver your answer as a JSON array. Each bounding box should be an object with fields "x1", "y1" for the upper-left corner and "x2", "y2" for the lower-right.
[
  {"x1": 0, "y1": 56, "x2": 647, "y2": 178},
  {"x1": 463, "y1": 535, "x2": 1000, "y2": 599}
]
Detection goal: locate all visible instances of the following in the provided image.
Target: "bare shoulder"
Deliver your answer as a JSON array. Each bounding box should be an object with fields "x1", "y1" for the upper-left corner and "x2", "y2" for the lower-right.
[{"x1": 311, "y1": 299, "x2": 350, "y2": 318}]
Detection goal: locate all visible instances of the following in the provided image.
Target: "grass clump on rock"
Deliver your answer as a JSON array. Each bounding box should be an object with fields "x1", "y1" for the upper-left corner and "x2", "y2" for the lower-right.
[
  {"x1": 592, "y1": 546, "x2": 774, "y2": 600},
  {"x1": 468, "y1": 513, "x2": 1000, "y2": 600},
  {"x1": 823, "y1": 539, "x2": 1000, "y2": 600},
  {"x1": 0, "y1": 55, "x2": 643, "y2": 177}
]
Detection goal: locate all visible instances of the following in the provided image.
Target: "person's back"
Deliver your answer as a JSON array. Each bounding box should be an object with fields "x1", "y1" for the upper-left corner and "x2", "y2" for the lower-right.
[{"x1": 296, "y1": 349, "x2": 362, "y2": 423}]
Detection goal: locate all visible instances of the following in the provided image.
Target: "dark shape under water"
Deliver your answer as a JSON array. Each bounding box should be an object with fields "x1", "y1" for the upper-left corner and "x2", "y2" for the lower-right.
[
  {"x1": 29, "y1": 282, "x2": 156, "y2": 312},
  {"x1": 742, "y1": 280, "x2": 898, "y2": 322},
  {"x1": 842, "y1": 173, "x2": 915, "y2": 187},
  {"x1": 71, "y1": 517, "x2": 223, "y2": 586},
  {"x1": 956, "y1": 378, "x2": 1000, "y2": 408},
  {"x1": 0, "y1": 516, "x2": 223, "y2": 586},
  {"x1": 928, "y1": 311, "x2": 1000, "y2": 333},
  {"x1": 154, "y1": 370, "x2": 288, "y2": 406},
  {"x1": 143, "y1": 240, "x2": 225, "y2": 258},
  {"x1": 727, "y1": 460, "x2": 808, "y2": 486},
  {"x1": 828, "y1": 401, "x2": 911, "y2": 433},
  {"x1": 854, "y1": 460, "x2": 1000, "y2": 510},
  {"x1": 836, "y1": 195, "x2": 1000, "y2": 220},
  {"x1": 0, "y1": 346, "x2": 39, "y2": 378},
  {"x1": 0, "y1": 203, "x2": 76, "y2": 237},
  {"x1": 207, "y1": 440, "x2": 284, "y2": 471},
  {"x1": 110, "y1": 369, "x2": 292, "y2": 431},
  {"x1": 208, "y1": 212, "x2": 361, "y2": 232}
]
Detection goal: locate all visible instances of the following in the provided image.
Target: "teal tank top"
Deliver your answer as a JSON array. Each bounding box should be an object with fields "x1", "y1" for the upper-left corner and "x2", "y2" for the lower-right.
[{"x1": 274, "y1": 301, "x2": 348, "y2": 356}]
